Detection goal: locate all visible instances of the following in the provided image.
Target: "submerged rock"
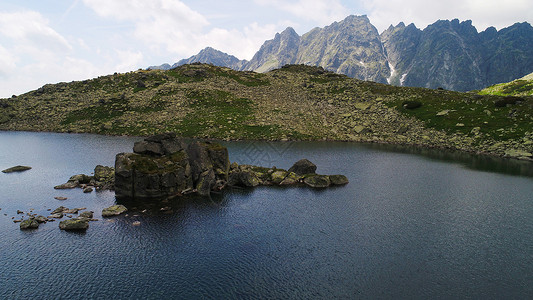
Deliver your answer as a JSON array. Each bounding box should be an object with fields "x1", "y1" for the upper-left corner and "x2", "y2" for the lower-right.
[
  {"x1": 329, "y1": 175, "x2": 349, "y2": 185},
  {"x1": 102, "y1": 205, "x2": 128, "y2": 217},
  {"x1": 2, "y1": 165, "x2": 31, "y2": 173}
]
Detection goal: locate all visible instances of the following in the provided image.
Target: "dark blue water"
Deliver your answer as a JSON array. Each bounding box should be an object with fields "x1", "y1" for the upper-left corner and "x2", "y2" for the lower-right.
[{"x1": 1, "y1": 131, "x2": 532, "y2": 299}]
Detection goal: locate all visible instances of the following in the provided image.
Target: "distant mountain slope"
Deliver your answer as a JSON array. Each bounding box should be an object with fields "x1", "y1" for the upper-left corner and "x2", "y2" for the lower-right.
[
  {"x1": 480, "y1": 72, "x2": 533, "y2": 96},
  {"x1": 149, "y1": 47, "x2": 247, "y2": 70},
  {"x1": 151, "y1": 15, "x2": 533, "y2": 92}
]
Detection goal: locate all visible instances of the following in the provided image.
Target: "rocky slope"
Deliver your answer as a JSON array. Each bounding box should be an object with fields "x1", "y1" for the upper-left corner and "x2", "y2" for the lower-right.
[
  {"x1": 153, "y1": 16, "x2": 533, "y2": 92},
  {"x1": 0, "y1": 63, "x2": 531, "y2": 160}
]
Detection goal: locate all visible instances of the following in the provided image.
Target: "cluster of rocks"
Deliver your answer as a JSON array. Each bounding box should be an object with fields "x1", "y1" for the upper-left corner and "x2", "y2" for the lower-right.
[
  {"x1": 114, "y1": 133, "x2": 348, "y2": 200},
  {"x1": 54, "y1": 165, "x2": 115, "y2": 192},
  {"x1": 17, "y1": 204, "x2": 128, "y2": 231}
]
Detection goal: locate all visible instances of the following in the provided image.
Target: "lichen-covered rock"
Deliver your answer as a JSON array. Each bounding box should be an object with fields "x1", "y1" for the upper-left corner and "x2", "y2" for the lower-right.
[
  {"x1": 94, "y1": 165, "x2": 115, "y2": 182},
  {"x1": 115, "y1": 150, "x2": 192, "y2": 199},
  {"x1": 78, "y1": 211, "x2": 94, "y2": 219},
  {"x1": 59, "y1": 219, "x2": 89, "y2": 231},
  {"x1": 303, "y1": 175, "x2": 331, "y2": 188},
  {"x1": 20, "y1": 218, "x2": 39, "y2": 230},
  {"x1": 228, "y1": 170, "x2": 260, "y2": 187},
  {"x1": 34, "y1": 215, "x2": 48, "y2": 223},
  {"x1": 288, "y1": 159, "x2": 317, "y2": 175},
  {"x1": 116, "y1": 134, "x2": 229, "y2": 199},
  {"x1": 102, "y1": 205, "x2": 128, "y2": 217},
  {"x1": 2, "y1": 165, "x2": 31, "y2": 173},
  {"x1": 280, "y1": 172, "x2": 301, "y2": 185},
  {"x1": 329, "y1": 175, "x2": 349, "y2": 185},
  {"x1": 270, "y1": 170, "x2": 288, "y2": 185},
  {"x1": 197, "y1": 169, "x2": 216, "y2": 196}
]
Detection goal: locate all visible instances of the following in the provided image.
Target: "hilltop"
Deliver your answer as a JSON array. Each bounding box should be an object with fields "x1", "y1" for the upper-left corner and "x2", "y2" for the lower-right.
[
  {"x1": 480, "y1": 72, "x2": 533, "y2": 97},
  {"x1": 0, "y1": 63, "x2": 532, "y2": 160}
]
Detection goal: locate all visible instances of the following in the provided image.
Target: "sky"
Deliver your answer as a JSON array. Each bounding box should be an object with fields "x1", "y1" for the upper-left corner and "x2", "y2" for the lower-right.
[{"x1": 0, "y1": 0, "x2": 532, "y2": 98}]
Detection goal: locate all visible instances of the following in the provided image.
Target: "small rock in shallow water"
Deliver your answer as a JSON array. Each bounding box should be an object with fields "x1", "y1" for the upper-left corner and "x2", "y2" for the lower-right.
[
  {"x1": 59, "y1": 218, "x2": 89, "y2": 231},
  {"x1": 54, "y1": 197, "x2": 68, "y2": 200},
  {"x1": 20, "y1": 218, "x2": 39, "y2": 230},
  {"x1": 83, "y1": 187, "x2": 93, "y2": 193},
  {"x1": 2, "y1": 166, "x2": 32, "y2": 173},
  {"x1": 102, "y1": 205, "x2": 128, "y2": 217},
  {"x1": 132, "y1": 221, "x2": 141, "y2": 226}
]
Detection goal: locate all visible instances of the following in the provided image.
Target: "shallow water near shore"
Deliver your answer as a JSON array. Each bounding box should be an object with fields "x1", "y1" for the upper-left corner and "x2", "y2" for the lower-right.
[{"x1": 1, "y1": 131, "x2": 532, "y2": 299}]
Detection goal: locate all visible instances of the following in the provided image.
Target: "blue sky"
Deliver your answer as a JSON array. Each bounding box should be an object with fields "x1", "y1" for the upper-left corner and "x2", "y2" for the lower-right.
[{"x1": 0, "y1": 0, "x2": 532, "y2": 98}]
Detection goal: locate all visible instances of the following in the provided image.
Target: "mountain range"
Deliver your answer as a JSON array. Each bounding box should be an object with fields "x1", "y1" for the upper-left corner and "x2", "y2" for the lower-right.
[{"x1": 149, "y1": 15, "x2": 533, "y2": 92}]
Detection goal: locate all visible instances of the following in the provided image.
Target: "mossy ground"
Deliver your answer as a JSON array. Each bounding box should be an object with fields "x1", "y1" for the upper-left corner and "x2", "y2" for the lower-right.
[{"x1": 1, "y1": 63, "x2": 532, "y2": 158}]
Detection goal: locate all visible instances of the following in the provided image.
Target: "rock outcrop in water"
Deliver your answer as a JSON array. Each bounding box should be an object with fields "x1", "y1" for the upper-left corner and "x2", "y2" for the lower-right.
[{"x1": 114, "y1": 133, "x2": 348, "y2": 200}]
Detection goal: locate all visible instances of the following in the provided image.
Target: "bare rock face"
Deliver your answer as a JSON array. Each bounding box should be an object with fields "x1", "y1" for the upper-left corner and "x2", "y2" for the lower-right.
[{"x1": 115, "y1": 134, "x2": 229, "y2": 199}]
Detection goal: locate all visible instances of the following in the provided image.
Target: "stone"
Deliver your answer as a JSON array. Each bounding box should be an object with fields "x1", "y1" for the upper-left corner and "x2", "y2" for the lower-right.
[
  {"x1": 54, "y1": 181, "x2": 79, "y2": 189},
  {"x1": 279, "y1": 172, "x2": 301, "y2": 185},
  {"x1": 49, "y1": 213, "x2": 63, "y2": 218},
  {"x1": 329, "y1": 175, "x2": 349, "y2": 185},
  {"x1": 436, "y1": 110, "x2": 450, "y2": 116},
  {"x1": 59, "y1": 219, "x2": 89, "y2": 231},
  {"x1": 270, "y1": 170, "x2": 288, "y2": 185},
  {"x1": 20, "y1": 218, "x2": 39, "y2": 230},
  {"x1": 102, "y1": 205, "x2": 128, "y2": 217},
  {"x1": 196, "y1": 169, "x2": 216, "y2": 196},
  {"x1": 83, "y1": 187, "x2": 93, "y2": 193},
  {"x1": 34, "y1": 215, "x2": 48, "y2": 223},
  {"x1": 69, "y1": 174, "x2": 92, "y2": 184},
  {"x1": 54, "y1": 196, "x2": 68, "y2": 200},
  {"x1": 94, "y1": 165, "x2": 114, "y2": 182},
  {"x1": 2, "y1": 165, "x2": 31, "y2": 173},
  {"x1": 228, "y1": 170, "x2": 260, "y2": 187},
  {"x1": 303, "y1": 175, "x2": 331, "y2": 188},
  {"x1": 52, "y1": 206, "x2": 67, "y2": 214},
  {"x1": 288, "y1": 159, "x2": 317, "y2": 175},
  {"x1": 78, "y1": 211, "x2": 94, "y2": 219}
]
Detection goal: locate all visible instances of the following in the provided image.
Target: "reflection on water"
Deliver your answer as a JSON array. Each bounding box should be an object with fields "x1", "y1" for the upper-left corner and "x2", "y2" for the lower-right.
[{"x1": 360, "y1": 142, "x2": 533, "y2": 177}]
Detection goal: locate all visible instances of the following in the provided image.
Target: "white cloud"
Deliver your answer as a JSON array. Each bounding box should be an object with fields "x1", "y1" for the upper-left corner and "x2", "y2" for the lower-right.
[
  {"x1": 83, "y1": 0, "x2": 209, "y2": 55},
  {"x1": 0, "y1": 11, "x2": 72, "y2": 51},
  {"x1": 255, "y1": 0, "x2": 348, "y2": 26},
  {"x1": 113, "y1": 49, "x2": 144, "y2": 72},
  {"x1": 362, "y1": 0, "x2": 533, "y2": 32},
  {"x1": 83, "y1": 0, "x2": 285, "y2": 60}
]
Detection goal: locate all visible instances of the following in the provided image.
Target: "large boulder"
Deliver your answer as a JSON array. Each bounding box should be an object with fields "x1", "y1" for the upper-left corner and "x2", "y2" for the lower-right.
[
  {"x1": 115, "y1": 150, "x2": 192, "y2": 199},
  {"x1": 288, "y1": 159, "x2": 317, "y2": 175},
  {"x1": 187, "y1": 141, "x2": 230, "y2": 183},
  {"x1": 116, "y1": 134, "x2": 229, "y2": 199}
]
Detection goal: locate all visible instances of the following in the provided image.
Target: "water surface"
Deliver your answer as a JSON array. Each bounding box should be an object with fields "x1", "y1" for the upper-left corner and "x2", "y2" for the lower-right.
[{"x1": 1, "y1": 131, "x2": 532, "y2": 299}]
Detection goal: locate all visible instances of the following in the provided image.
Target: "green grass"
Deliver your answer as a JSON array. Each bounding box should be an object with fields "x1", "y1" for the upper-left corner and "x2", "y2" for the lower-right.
[{"x1": 387, "y1": 93, "x2": 533, "y2": 141}]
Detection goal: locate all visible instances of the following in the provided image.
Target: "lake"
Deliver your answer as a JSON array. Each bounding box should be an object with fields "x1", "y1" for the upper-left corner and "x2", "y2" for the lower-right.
[{"x1": 1, "y1": 131, "x2": 532, "y2": 299}]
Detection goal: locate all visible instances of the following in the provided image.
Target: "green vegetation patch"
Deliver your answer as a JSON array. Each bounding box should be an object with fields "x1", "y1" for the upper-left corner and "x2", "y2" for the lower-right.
[
  {"x1": 387, "y1": 93, "x2": 533, "y2": 141},
  {"x1": 172, "y1": 89, "x2": 281, "y2": 139}
]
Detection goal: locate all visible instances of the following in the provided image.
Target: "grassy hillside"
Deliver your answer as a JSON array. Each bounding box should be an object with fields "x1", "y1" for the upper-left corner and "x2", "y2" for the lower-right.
[
  {"x1": 479, "y1": 72, "x2": 533, "y2": 96},
  {"x1": 0, "y1": 63, "x2": 532, "y2": 160}
]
